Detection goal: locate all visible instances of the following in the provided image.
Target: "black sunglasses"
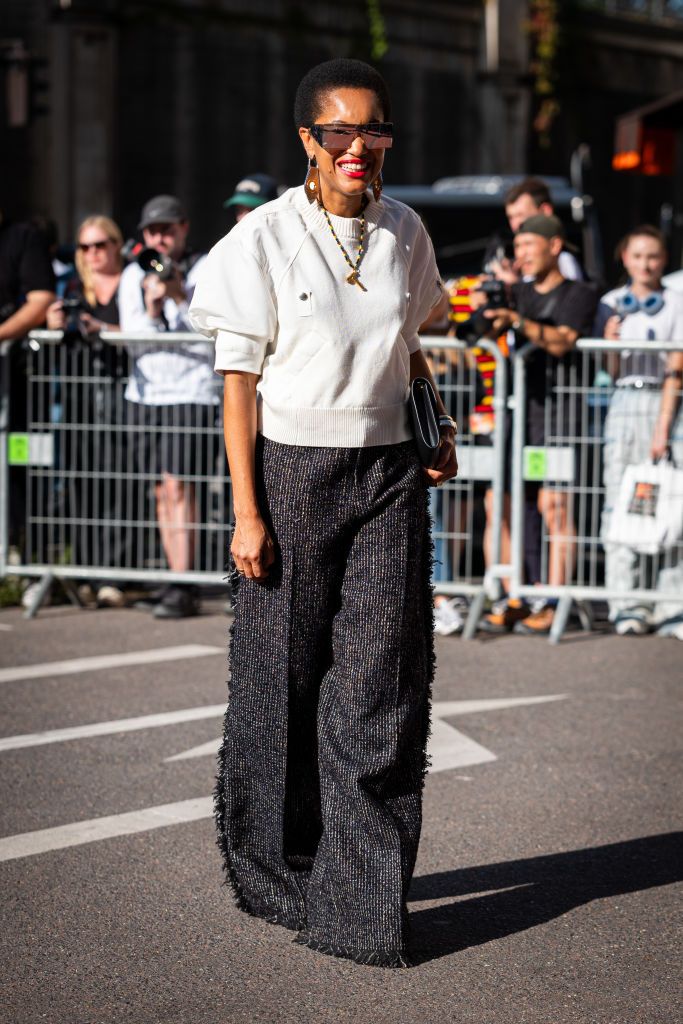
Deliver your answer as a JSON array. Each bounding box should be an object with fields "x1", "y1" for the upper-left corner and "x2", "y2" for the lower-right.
[
  {"x1": 79, "y1": 240, "x2": 110, "y2": 252},
  {"x1": 309, "y1": 122, "x2": 393, "y2": 151}
]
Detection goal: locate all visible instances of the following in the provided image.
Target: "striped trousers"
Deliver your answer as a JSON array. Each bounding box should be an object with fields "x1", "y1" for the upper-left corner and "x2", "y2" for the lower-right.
[{"x1": 215, "y1": 437, "x2": 434, "y2": 967}]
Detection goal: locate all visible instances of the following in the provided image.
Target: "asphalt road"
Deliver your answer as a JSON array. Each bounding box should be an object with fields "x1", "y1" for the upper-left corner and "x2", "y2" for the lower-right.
[{"x1": 0, "y1": 600, "x2": 681, "y2": 1024}]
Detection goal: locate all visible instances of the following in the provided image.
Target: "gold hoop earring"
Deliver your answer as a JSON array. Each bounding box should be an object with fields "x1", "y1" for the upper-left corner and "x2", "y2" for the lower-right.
[
  {"x1": 304, "y1": 157, "x2": 320, "y2": 203},
  {"x1": 372, "y1": 172, "x2": 383, "y2": 202}
]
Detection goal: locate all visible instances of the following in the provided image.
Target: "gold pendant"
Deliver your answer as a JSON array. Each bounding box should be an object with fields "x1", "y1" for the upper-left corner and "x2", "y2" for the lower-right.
[{"x1": 346, "y1": 271, "x2": 367, "y2": 291}]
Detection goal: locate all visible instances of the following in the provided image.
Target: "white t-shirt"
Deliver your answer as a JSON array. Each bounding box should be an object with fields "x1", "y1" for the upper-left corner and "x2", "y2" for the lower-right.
[
  {"x1": 119, "y1": 255, "x2": 218, "y2": 406},
  {"x1": 600, "y1": 285, "x2": 683, "y2": 384},
  {"x1": 189, "y1": 186, "x2": 442, "y2": 447}
]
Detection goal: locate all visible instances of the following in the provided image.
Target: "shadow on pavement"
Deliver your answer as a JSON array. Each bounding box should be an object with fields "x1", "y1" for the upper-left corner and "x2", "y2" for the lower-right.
[{"x1": 408, "y1": 832, "x2": 682, "y2": 965}]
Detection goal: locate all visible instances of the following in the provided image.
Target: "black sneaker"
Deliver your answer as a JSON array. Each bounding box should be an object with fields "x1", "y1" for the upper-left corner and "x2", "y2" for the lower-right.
[
  {"x1": 153, "y1": 584, "x2": 200, "y2": 619},
  {"x1": 133, "y1": 586, "x2": 169, "y2": 612}
]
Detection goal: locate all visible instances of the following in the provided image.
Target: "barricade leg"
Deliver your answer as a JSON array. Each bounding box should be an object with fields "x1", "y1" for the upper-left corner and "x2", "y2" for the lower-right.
[
  {"x1": 549, "y1": 593, "x2": 573, "y2": 644},
  {"x1": 23, "y1": 572, "x2": 54, "y2": 620},
  {"x1": 462, "y1": 589, "x2": 487, "y2": 640}
]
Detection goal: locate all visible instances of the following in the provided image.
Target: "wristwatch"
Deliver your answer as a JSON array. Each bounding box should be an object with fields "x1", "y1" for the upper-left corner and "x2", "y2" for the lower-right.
[{"x1": 438, "y1": 414, "x2": 458, "y2": 434}]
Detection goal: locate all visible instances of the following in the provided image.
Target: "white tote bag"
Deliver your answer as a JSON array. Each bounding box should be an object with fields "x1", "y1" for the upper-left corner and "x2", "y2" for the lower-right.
[{"x1": 606, "y1": 459, "x2": 683, "y2": 555}]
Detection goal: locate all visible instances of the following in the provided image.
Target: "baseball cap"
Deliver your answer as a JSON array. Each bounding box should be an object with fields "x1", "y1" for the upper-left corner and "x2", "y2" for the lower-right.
[
  {"x1": 516, "y1": 213, "x2": 565, "y2": 240},
  {"x1": 138, "y1": 195, "x2": 187, "y2": 230},
  {"x1": 224, "y1": 174, "x2": 279, "y2": 210}
]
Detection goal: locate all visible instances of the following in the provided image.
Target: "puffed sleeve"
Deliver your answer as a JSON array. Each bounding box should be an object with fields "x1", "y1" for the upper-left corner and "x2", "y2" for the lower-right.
[
  {"x1": 188, "y1": 233, "x2": 276, "y2": 375},
  {"x1": 402, "y1": 220, "x2": 443, "y2": 354}
]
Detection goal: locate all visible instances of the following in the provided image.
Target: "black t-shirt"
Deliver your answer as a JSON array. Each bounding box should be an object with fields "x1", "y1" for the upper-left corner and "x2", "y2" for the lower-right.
[
  {"x1": 63, "y1": 275, "x2": 119, "y2": 326},
  {"x1": 511, "y1": 279, "x2": 598, "y2": 403},
  {"x1": 0, "y1": 221, "x2": 55, "y2": 321}
]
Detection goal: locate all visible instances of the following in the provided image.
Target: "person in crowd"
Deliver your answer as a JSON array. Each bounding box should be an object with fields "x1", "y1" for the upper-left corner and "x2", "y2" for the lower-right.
[
  {"x1": 0, "y1": 212, "x2": 55, "y2": 340},
  {"x1": 467, "y1": 177, "x2": 582, "y2": 626},
  {"x1": 43, "y1": 216, "x2": 128, "y2": 608},
  {"x1": 419, "y1": 286, "x2": 469, "y2": 636},
  {"x1": 223, "y1": 173, "x2": 279, "y2": 223},
  {"x1": 479, "y1": 213, "x2": 597, "y2": 635},
  {"x1": 600, "y1": 225, "x2": 683, "y2": 639},
  {"x1": 189, "y1": 58, "x2": 456, "y2": 967},
  {"x1": 118, "y1": 194, "x2": 219, "y2": 619},
  {"x1": 46, "y1": 215, "x2": 123, "y2": 333},
  {"x1": 485, "y1": 176, "x2": 583, "y2": 283},
  {"x1": 1, "y1": 212, "x2": 55, "y2": 556}
]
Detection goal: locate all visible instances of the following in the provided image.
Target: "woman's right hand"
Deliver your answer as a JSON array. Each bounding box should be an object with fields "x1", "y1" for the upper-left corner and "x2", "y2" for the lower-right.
[
  {"x1": 231, "y1": 514, "x2": 275, "y2": 580},
  {"x1": 46, "y1": 300, "x2": 65, "y2": 330},
  {"x1": 604, "y1": 315, "x2": 621, "y2": 341}
]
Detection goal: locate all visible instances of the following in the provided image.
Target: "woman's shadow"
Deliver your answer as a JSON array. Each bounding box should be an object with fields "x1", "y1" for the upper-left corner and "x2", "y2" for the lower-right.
[{"x1": 408, "y1": 831, "x2": 682, "y2": 965}]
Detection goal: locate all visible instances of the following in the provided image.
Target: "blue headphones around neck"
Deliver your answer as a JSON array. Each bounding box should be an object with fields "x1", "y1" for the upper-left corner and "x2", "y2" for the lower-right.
[{"x1": 614, "y1": 289, "x2": 665, "y2": 318}]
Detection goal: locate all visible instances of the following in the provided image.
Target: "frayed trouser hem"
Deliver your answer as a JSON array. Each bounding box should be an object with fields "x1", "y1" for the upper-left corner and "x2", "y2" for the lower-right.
[
  {"x1": 293, "y1": 930, "x2": 411, "y2": 969},
  {"x1": 228, "y1": 885, "x2": 306, "y2": 933}
]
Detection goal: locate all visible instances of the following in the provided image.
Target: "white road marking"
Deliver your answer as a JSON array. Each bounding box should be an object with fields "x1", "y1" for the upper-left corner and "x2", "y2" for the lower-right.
[
  {"x1": 429, "y1": 719, "x2": 495, "y2": 773},
  {"x1": 429, "y1": 695, "x2": 566, "y2": 773},
  {"x1": 434, "y1": 696, "x2": 567, "y2": 717},
  {"x1": 0, "y1": 797, "x2": 213, "y2": 863},
  {"x1": 0, "y1": 694, "x2": 567, "y2": 862},
  {"x1": 0, "y1": 623, "x2": 14, "y2": 631},
  {"x1": 0, "y1": 645, "x2": 222, "y2": 684},
  {"x1": 0, "y1": 705, "x2": 225, "y2": 753},
  {"x1": 167, "y1": 695, "x2": 567, "y2": 769}
]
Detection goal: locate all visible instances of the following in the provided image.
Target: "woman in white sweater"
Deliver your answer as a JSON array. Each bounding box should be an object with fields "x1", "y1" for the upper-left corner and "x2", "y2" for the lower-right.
[{"x1": 189, "y1": 58, "x2": 457, "y2": 968}]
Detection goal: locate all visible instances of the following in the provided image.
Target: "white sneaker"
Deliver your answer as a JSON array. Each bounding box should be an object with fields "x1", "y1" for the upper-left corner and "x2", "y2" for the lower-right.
[
  {"x1": 434, "y1": 598, "x2": 467, "y2": 636},
  {"x1": 614, "y1": 615, "x2": 649, "y2": 637},
  {"x1": 656, "y1": 619, "x2": 683, "y2": 640},
  {"x1": 96, "y1": 585, "x2": 126, "y2": 608}
]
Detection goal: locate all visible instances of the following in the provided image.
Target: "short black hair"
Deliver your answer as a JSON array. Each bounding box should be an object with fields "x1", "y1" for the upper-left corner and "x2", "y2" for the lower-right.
[
  {"x1": 294, "y1": 58, "x2": 391, "y2": 127},
  {"x1": 504, "y1": 176, "x2": 552, "y2": 209}
]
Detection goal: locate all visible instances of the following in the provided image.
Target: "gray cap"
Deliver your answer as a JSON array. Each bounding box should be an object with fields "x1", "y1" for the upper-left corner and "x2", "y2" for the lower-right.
[{"x1": 138, "y1": 195, "x2": 187, "y2": 230}]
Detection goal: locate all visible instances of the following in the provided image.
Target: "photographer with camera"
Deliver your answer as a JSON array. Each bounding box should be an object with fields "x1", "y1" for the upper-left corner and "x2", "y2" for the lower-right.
[
  {"x1": 46, "y1": 216, "x2": 123, "y2": 337},
  {"x1": 484, "y1": 177, "x2": 583, "y2": 285},
  {"x1": 42, "y1": 216, "x2": 128, "y2": 608},
  {"x1": 478, "y1": 214, "x2": 597, "y2": 635},
  {"x1": 118, "y1": 194, "x2": 218, "y2": 619}
]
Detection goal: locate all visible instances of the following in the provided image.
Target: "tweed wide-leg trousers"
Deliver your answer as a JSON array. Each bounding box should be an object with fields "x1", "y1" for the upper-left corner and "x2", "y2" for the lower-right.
[{"x1": 215, "y1": 437, "x2": 434, "y2": 967}]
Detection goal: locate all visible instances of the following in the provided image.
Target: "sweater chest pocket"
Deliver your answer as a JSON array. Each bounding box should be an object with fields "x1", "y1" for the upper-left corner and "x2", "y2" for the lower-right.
[{"x1": 296, "y1": 290, "x2": 313, "y2": 317}]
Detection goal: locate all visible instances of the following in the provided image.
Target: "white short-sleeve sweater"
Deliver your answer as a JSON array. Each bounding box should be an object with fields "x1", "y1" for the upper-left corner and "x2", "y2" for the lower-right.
[{"x1": 189, "y1": 186, "x2": 442, "y2": 448}]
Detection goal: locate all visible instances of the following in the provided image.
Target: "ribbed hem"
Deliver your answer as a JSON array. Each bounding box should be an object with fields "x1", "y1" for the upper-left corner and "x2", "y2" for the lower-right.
[{"x1": 259, "y1": 398, "x2": 412, "y2": 447}]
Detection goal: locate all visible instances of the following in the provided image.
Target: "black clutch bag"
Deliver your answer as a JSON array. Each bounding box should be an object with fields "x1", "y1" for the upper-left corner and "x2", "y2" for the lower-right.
[{"x1": 409, "y1": 377, "x2": 440, "y2": 468}]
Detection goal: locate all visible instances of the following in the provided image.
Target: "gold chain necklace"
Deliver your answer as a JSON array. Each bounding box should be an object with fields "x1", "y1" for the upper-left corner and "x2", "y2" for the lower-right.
[{"x1": 321, "y1": 198, "x2": 368, "y2": 291}]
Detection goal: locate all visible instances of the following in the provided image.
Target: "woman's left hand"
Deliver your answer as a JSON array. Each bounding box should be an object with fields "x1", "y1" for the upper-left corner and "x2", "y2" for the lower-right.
[{"x1": 425, "y1": 429, "x2": 458, "y2": 487}]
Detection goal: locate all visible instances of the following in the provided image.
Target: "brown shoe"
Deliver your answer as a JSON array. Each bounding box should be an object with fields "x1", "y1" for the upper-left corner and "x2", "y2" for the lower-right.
[
  {"x1": 479, "y1": 598, "x2": 530, "y2": 634},
  {"x1": 513, "y1": 602, "x2": 555, "y2": 635}
]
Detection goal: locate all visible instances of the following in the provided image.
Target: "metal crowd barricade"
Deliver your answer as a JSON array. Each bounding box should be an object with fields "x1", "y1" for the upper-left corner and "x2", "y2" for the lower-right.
[
  {"x1": 420, "y1": 336, "x2": 508, "y2": 639},
  {"x1": 503, "y1": 337, "x2": 683, "y2": 643},
  {"x1": 1, "y1": 331, "x2": 509, "y2": 626},
  {"x1": 4, "y1": 330, "x2": 230, "y2": 616}
]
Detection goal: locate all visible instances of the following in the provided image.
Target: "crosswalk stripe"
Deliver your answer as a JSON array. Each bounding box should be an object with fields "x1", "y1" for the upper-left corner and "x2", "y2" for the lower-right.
[
  {"x1": 0, "y1": 797, "x2": 214, "y2": 862},
  {"x1": 0, "y1": 645, "x2": 223, "y2": 684},
  {"x1": 0, "y1": 705, "x2": 226, "y2": 753}
]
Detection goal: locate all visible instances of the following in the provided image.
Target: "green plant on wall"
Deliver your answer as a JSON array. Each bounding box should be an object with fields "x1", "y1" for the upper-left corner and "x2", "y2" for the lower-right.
[
  {"x1": 529, "y1": 0, "x2": 559, "y2": 147},
  {"x1": 367, "y1": 0, "x2": 388, "y2": 60}
]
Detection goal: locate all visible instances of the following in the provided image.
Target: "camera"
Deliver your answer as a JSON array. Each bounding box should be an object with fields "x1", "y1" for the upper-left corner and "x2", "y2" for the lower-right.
[
  {"x1": 454, "y1": 279, "x2": 513, "y2": 346},
  {"x1": 61, "y1": 295, "x2": 88, "y2": 342},
  {"x1": 137, "y1": 247, "x2": 175, "y2": 281}
]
